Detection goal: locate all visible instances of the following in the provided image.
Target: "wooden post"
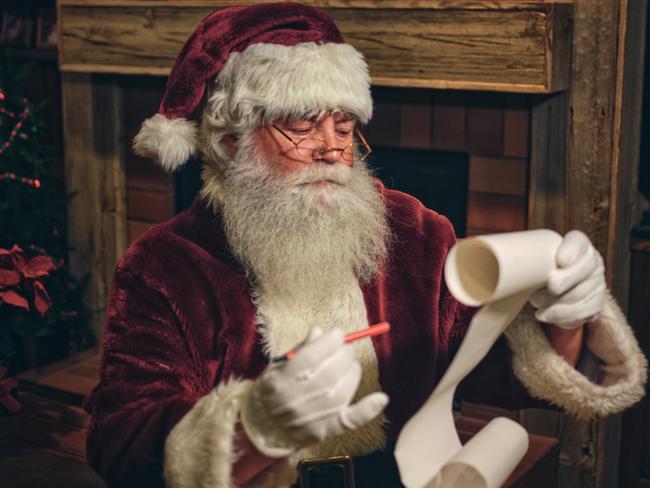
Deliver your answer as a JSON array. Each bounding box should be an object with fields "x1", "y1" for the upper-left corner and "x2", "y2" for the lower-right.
[
  {"x1": 527, "y1": 0, "x2": 647, "y2": 486},
  {"x1": 61, "y1": 73, "x2": 127, "y2": 339},
  {"x1": 528, "y1": 91, "x2": 568, "y2": 234}
]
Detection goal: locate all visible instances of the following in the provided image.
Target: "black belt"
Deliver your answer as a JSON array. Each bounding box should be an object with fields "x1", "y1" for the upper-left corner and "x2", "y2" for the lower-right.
[{"x1": 292, "y1": 448, "x2": 404, "y2": 488}]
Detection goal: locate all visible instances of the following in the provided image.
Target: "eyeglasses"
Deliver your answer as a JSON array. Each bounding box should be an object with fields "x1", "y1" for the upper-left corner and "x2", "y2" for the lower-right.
[{"x1": 272, "y1": 124, "x2": 372, "y2": 163}]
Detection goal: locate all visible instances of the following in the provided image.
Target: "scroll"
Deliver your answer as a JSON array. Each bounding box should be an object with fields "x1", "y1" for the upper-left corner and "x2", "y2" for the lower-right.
[{"x1": 395, "y1": 229, "x2": 563, "y2": 488}]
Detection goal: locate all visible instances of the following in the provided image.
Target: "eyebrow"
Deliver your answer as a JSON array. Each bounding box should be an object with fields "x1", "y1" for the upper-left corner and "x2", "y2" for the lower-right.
[
  {"x1": 332, "y1": 111, "x2": 356, "y2": 122},
  {"x1": 334, "y1": 116, "x2": 356, "y2": 124},
  {"x1": 282, "y1": 112, "x2": 357, "y2": 126}
]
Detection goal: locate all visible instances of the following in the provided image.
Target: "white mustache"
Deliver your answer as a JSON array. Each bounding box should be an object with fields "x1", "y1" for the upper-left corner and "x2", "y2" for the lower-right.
[{"x1": 289, "y1": 163, "x2": 352, "y2": 186}]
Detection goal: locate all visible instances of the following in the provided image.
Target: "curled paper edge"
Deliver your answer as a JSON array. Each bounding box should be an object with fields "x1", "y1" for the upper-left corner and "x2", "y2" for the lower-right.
[{"x1": 396, "y1": 230, "x2": 562, "y2": 488}]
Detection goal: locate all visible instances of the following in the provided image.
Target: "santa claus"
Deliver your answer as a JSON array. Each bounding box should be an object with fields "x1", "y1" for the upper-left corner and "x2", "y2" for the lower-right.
[{"x1": 83, "y1": 3, "x2": 647, "y2": 487}]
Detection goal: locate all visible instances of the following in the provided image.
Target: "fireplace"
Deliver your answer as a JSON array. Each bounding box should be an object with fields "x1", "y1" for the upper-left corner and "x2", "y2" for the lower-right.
[{"x1": 372, "y1": 147, "x2": 469, "y2": 237}]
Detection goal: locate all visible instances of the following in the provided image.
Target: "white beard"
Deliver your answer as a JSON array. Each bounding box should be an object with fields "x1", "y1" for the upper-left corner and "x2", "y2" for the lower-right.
[
  {"x1": 220, "y1": 134, "x2": 389, "y2": 303},
  {"x1": 219, "y1": 135, "x2": 391, "y2": 456}
]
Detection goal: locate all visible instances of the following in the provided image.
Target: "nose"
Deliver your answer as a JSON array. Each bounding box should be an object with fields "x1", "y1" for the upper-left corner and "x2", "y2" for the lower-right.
[
  {"x1": 319, "y1": 117, "x2": 338, "y2": 148},
  {"x1": 314, "y1": 117, "x2": 346, "y2": 165}
]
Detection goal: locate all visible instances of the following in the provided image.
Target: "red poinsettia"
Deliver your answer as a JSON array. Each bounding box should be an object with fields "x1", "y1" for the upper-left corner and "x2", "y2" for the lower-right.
[{"x1": 0, "y1": 245, "x2": 58, "y2": 317}]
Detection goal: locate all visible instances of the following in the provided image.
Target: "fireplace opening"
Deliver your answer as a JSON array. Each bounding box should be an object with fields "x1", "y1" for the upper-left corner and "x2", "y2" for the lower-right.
[{"x1": 371, "y1": 147, "x2": 468, "y2": 237}]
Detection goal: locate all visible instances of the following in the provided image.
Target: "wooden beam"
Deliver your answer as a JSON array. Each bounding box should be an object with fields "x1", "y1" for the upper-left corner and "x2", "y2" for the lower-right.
[
  {"x1": 61, "y1": 73, "x2": 128, "y2": 340},
  {"x1": 58, "y1": 0, "x2": 572, "y2": 93},
  {"x1": 57, "y1": 0, "x2": 574, "y2": 7},
  {"x1": 528, "y1": 91, "x2": 569, "y2": 232},
  {"x1": 526, "y1": 0, "x2": 646, "y2": 487}
]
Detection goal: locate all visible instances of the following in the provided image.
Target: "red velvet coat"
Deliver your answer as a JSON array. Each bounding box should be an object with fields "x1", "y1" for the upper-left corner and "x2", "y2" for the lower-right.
[{"x1": 84, "y1": 187, "x2": 531, "y2": 487}]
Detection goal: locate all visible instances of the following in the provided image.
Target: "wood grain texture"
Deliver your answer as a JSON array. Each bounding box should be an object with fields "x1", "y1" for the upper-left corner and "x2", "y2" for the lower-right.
[
  {"x1": 606, "y1": 0, "x2": 646, "y2": 312},
  {"x1": 58, "y1": 0, "x2": 573, "y2": 8},
  {"x1": 525, "y1": 0, "x2": 647, "y2": 486},
  {"x1": 62, "y1": 73, "x2": 128, "y2": 340},
  {"x1": 528, "y1": 91, "x2": 568, "y2": 232},
  {"x1": 58, "y1": 2, "x2": 572, "y2": 93},
  {"x1": 566, "y1": 5, "x2": 632, "y2": 486}
]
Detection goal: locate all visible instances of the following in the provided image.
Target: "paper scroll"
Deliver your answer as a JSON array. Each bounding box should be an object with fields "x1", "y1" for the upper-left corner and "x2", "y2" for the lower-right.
[{"x1": 395, "y1": 229, "x2": 563, "y2": 488}]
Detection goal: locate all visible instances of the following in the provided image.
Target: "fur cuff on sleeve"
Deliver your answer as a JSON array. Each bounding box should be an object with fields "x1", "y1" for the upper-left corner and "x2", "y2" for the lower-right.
[
  {"x1": 164, "y1": 379, "x2": 299, "y2": 488},
  {"x1": 505, "y1": 292, "x2": 647, "y2": 419},
  {"x1": 164, "y1": 380, "x2": 253, "y2": 488}
]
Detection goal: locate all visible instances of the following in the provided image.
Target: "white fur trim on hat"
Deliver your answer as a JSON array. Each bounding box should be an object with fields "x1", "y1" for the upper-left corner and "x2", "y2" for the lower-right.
[
  {"x1": 206, "y1": 42, "x2": 373, "y2": 130},
  {"x1": 505, "y1": 292, "x2": 647, "y2": 419},
  {"x1": 164, "y1": 378, "x2": 297, "y2": 488},
  {"x1": 133, "y1": 113, "x2": 199, "y2": 171}
]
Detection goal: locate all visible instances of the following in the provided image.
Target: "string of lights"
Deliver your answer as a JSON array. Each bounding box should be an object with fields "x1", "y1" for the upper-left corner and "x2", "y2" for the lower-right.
[{"x1": 1, "y1": 90, "x2": 41, "y2": 188}]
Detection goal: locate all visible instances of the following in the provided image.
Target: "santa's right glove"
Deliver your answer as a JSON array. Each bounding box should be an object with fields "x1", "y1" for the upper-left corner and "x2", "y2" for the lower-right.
[{"x1": 240, "y1": 327, "x2": 389, "y2": 458}]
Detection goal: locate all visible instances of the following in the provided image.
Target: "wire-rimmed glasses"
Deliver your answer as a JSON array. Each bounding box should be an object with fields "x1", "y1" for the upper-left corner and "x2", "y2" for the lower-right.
[{"x1": 272, "y1": 124, "x2": 372, "y2": 163}]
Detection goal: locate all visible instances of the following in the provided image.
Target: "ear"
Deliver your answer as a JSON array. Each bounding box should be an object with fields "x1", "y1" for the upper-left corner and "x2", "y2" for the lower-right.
[{"x1": 222, "y1": 134, "x2": 238, "y2": 157}]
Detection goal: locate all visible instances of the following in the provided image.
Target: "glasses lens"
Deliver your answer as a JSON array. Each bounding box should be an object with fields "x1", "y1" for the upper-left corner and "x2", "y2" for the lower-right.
[{"x1": 295, "y1": 137, "x2": 363, "y2": 162}]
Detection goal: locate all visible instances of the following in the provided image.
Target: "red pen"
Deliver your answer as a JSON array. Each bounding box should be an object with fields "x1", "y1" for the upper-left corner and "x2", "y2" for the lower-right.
[{"x1": 275, "y1": 321, "x2": 391, "y2": 362}]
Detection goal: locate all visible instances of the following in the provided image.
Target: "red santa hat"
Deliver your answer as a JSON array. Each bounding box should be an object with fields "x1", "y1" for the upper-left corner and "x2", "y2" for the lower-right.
[{"x1": 133, "y1": 2, "x2": 373, "y2": 171}]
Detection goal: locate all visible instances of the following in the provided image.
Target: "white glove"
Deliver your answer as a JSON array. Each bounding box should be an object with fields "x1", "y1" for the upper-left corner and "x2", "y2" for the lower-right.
[
  {"x1": 240, "y1": 327, "x2": 389, "y2": 458},
  {"x1": 530, "y1": 230, "x2": 606, "y2": 329}
]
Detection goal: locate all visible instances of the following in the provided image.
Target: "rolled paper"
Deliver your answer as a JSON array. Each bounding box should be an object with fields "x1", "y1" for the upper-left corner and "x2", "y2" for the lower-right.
[
  {"x1": 444, "y1": 229, "x2": 563, "y2": 306},
  {"x1": 395, "y1": 229, "x2": 562, "y2": 488}
]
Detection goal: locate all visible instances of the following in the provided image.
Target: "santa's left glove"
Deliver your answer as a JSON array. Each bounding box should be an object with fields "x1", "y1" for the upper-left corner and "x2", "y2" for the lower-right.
[
  {"x1": 529, "y1": 230, "x2": 606, "y2": 329},
  {"x1": 240, "y1": 327, "x2": 389, "y2": 458}
]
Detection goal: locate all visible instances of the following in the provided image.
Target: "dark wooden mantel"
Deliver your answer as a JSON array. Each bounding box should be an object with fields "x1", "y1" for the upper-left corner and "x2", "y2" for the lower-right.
[{"x1": 58, "y1": 0, "x2": 572, "y2": 93}]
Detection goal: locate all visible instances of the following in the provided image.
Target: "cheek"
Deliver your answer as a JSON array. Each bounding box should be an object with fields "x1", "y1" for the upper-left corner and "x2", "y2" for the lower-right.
[{"x1": 251, "y1": 131, "x2": 307, "y2": 173}]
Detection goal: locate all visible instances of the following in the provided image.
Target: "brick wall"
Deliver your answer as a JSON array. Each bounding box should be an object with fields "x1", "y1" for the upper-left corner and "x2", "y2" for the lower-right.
[{"x1": 365, "y1": 88, "x2": 530, "y2": 236}]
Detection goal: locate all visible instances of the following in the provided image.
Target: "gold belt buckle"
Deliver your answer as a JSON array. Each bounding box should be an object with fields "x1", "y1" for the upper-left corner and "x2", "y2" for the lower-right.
[{"x1": 298, "y1": 454, "x2": 355, "y2": 488}]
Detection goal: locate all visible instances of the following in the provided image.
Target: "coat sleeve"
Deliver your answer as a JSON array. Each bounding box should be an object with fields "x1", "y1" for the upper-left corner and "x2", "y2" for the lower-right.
[
  {"x1": 85, "y1": 258, "x2": 299, "y2": 488},
  {"x1": 84, "y1": 263, "x2": 210, "y2": 487},
  {"x1": 447, "y1": 265, "x2": 646, "y2": 417},
  {"x1": 504, "y1": 295, "x2": 647, "y2": 419}
]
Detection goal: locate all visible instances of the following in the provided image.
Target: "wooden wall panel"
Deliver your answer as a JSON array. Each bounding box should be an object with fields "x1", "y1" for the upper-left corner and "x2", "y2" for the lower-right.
[
  {"x1": 524, "y1": 1, "x2": 647, "y2": 487},
  {"x1": 58, "y1": 0, "x2": 572, "y2": 93},
  {"x1": 528, "y1": 92, "x2": 568, "y2": 233},
  {"x1": 61, "y1": 73, "x2": 127, "y2": 339}
]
